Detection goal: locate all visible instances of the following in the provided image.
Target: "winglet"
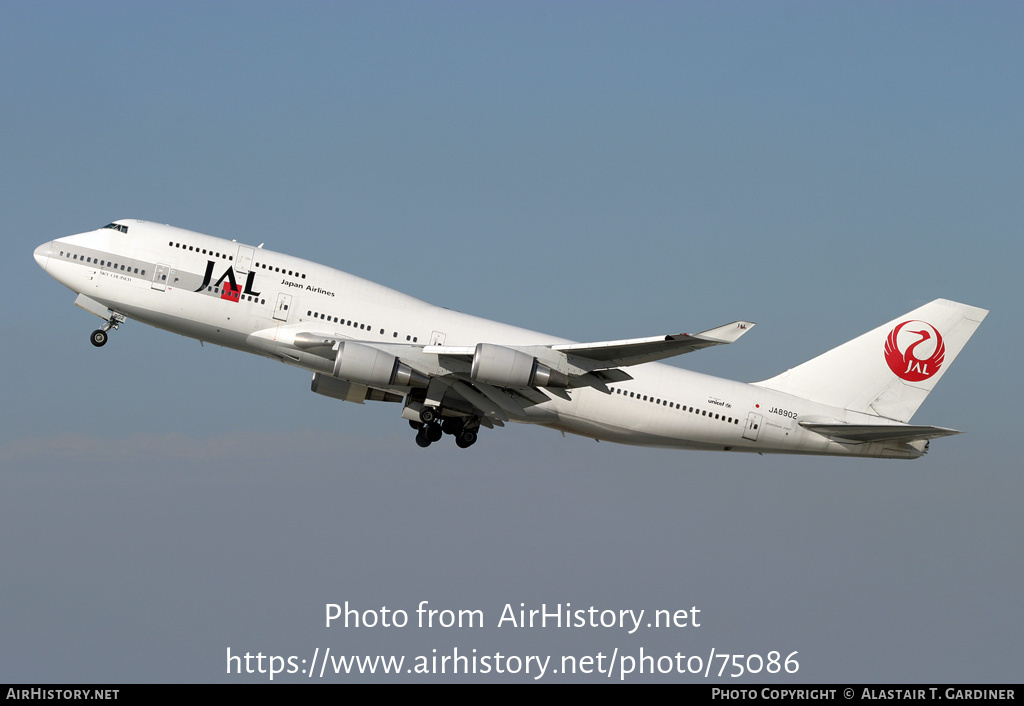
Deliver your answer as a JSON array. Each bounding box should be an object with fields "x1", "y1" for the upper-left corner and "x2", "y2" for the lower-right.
[{"x1": 692, "y1": 321, "x2": 755, "y2": 344}]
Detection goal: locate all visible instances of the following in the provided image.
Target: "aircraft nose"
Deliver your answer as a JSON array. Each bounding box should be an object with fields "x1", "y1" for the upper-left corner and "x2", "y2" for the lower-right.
[{"x1": 34, "y1": 241, "x2": 52, "y2": 271}]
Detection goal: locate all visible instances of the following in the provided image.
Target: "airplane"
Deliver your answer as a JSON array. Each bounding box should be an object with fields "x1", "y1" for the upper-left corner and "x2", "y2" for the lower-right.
[{"x1": 34, "y1": 219, "x2": 987, "y2": 458}]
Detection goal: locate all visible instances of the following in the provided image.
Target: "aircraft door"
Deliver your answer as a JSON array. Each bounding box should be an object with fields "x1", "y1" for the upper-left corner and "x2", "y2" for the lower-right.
[
  {"x1": 235, "y1": 246, "x2": 255, "y2": 274},
  {"x1": 273, "y1": 292, "x2": 292, "y2": 321},
  {"x1": 430, "y1": 330, "x2": 446, "y2": 345},
  {"x1": 742, "y1": 412, "x2": 763, "y2": 442},
  {"x1": 152, "y1": 263, "x2": 170, "y2": 291}
]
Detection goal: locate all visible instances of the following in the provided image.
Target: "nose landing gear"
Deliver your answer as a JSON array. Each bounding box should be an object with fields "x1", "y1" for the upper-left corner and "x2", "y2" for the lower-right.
[{"x1": 89, "y1": 311, "x2": 126, "y2": 348}]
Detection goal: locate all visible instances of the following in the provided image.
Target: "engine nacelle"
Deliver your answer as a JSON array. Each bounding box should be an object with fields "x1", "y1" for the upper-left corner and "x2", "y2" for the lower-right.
[
  {"x1": 470, "y1": 343, "x2": 569, "y2": 388},
  {"x1": 333, "y1": 341, "x2": 429, "y2": 388}
]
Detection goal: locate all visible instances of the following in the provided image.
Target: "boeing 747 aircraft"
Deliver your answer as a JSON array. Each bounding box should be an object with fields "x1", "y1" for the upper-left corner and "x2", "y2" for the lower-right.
[{"x1": 34, "y1": 220, "x2": 987, "y2": 457}]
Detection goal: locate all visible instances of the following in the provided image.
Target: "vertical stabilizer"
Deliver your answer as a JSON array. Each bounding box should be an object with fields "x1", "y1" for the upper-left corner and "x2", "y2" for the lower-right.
[{"x1": 752, "y1": 299, "x2": 987, "y2": 422}]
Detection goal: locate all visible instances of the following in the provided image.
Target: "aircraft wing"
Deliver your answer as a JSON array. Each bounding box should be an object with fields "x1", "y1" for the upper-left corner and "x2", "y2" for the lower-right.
[
  {"x1": 423, "y1": 320, "x2": 755, "y2": 368},
  {"x1": 550, "y1": 321, "x2": 755, "y2": 368},
  {"x1": 799, "y1": 422, "x2": 961, "y2": 443},
  {"x1": 287, "y1": 318, "x2": 754, "y2": 422}
]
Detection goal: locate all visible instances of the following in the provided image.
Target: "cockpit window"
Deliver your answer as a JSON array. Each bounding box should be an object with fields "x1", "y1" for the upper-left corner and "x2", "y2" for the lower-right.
[{"x1": 102, "y1": 223, "x2": 129, "y2": 234}]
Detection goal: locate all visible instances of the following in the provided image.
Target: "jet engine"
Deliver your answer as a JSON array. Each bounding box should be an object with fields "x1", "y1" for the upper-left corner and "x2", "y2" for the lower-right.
[
  {"x1": 333, "y1": 341, "x2": 429, "y2": 388},
  {"x1": 470, "y1": 343, "x2": 569, "y2": 388}
]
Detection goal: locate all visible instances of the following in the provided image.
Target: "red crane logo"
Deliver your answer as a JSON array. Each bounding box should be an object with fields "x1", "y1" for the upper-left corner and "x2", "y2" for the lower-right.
[{"x1": 884, "y1": 320, "x2": 945, "y2": 382}]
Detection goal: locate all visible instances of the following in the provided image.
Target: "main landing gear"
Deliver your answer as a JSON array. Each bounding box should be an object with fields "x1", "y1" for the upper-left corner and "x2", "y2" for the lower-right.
[
  {"x1": 89, "y1": 312, "x2": 126, "y2": 348},
  {"x1": 410, "y1": 407, "x2": 480, "y2": 449}
]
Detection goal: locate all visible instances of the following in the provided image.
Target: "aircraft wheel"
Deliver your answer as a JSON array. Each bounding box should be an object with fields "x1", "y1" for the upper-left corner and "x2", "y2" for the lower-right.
[
  {"x1": 90, "y1": 330, "x2": 108, "y2": 347},
  {"x1": 455, "y1": 430, "x2": 477, "y2": 449},
  {"x1": 425, "y1": 422, "x2": 443, "y2": 443},
  {"x1": 408, "y1": 420, "x2": 423, "y2": 430},
  {"x1": 415, "y1": 427, "x2": 432, "y2": 447},
  {"x1": 419, "y1": 406, "x2": 438, "y2": 424}
]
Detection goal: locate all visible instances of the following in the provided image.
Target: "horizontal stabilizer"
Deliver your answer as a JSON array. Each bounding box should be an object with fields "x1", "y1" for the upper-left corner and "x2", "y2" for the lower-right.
[{"x1": 799, "y1": 422, "x2": 961, "y2": 444}]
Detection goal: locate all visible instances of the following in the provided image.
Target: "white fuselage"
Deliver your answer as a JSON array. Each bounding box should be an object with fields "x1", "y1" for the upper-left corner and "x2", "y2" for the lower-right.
[{"x1": 34, "y1": 220, "x2": 927, "y2": 458}]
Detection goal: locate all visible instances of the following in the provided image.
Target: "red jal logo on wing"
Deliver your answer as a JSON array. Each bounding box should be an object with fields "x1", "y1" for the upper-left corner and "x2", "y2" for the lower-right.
[{"x1": 884, "y1": 320, "x2": 945, "y2": 382}]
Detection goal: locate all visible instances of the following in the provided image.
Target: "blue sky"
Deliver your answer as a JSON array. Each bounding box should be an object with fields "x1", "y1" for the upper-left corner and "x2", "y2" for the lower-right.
[{"x1": 2, "y1": 1, "x2": 1021, "y2": 682}]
